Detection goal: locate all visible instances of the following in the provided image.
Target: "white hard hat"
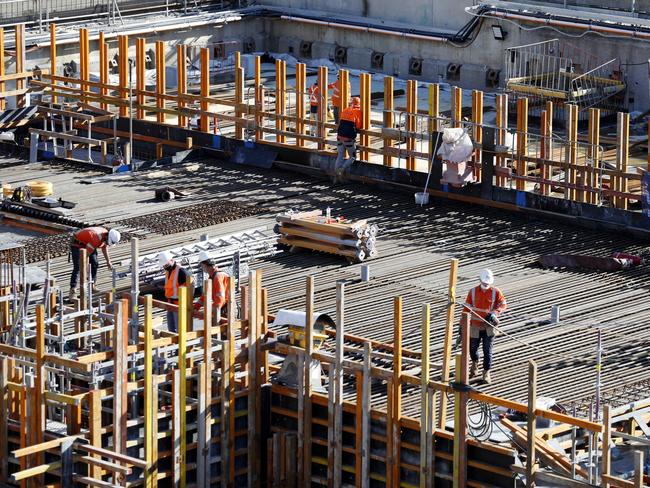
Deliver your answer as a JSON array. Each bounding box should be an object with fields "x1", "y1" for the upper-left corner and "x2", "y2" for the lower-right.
[
  {"x1": 107, "y1": 229, "x2": 121, "y2": 246},
  {"x1": 158, "y1": 251, "x2": 173, "y2": 268},
  {"x1": 479, "y1": 268, "x2": 494, "y2": 285},
  {"x1": 198, "y1": 251, "x2": 212, "y2": 264}
]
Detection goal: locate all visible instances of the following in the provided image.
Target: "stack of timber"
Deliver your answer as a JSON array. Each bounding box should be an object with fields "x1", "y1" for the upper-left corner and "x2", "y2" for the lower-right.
[{"x1": 275, "y1": 210, "x2": 378, "y2": 263}]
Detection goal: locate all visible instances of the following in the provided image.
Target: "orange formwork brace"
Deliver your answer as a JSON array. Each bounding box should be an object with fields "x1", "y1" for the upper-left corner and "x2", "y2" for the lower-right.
[
  {"x1": 472, "y1": 90, "x2": 483, "y2": 182},
  {"x1": 79, "y1": 29, "x2": 89, "y2": 98},
  {"x1": 406, "y1": 80, "x2": 417, "y2": 171},
  {"x1": 587, "y1": 107, "x2": 600, "y2": 205},
  {"x1": 15, "y1": 24, "x2": 25, "y2": 108},
  {"x1": 295, "y1": 62, "x2": 306, "y2": 147},
  {"x1": 275, "y1": 59, "x2": 286, "y2": 144},
  {"x1": 360, "y1": 72, "x2": 371, "y2": 162},
  {"x1": 155, "y1": 41, "x2": 166, "y2": 124},
  {"x1": 99, "y1": 32, "x2": 108, "y2": 111},
  {"x1": 235, "y1": 65, "x2": 244, "y2": 140},
  {"x1": 615, "y1": 112, "x2": 630, "y2": 210},
  {"x1": 317, "y1": 66, "x2": 328, "y2": 150},
  {"x1": 255, "y1": 55, "x2": 264, "y2": 141},
  {"x1": 495, "y1": 94, "x2": 508, "y2": 188},
  {"x1": 135, "y1": 38, "x2": 146, "y2": 120},
  {"x1": 516, "y1": 98, "x2": 528, "y2": 192},
  {"x1": 177, "y1": 44, "x2": 187, "y2": 128},
  {"x1": 118, "y1": 35, "x2": 129, "y2": 117},
  {"x1": 566, "y1": 104, "x2": 578, "y2": 201},
  {"x1": 200, "y1": 47, "x2": 210, "y2": 132},
  {"x1": 451, "y1": 86, "x2": 462, "y2": 129},
  {"x1": 383, "y1": 76, "x2": 394, "y2": 167},
  {"x1": 49, "y1": 24, "x2": 57, "y2": 106}
]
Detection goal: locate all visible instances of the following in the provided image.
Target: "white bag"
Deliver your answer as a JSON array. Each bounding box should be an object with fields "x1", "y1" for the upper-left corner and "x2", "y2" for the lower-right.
[{"x1": 436, "y1": 128, "x2": 474, "y2": 163}]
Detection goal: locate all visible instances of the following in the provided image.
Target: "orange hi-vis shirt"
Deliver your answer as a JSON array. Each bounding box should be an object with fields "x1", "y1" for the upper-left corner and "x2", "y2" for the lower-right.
[
  {"x1": 463, "y1": 285, "x2": 507, "y2": 328},
  {"x1": 197, "y1": 271, "x2": 230, "y2": 309},
  {"x1": 329, "y1": 79, "x2": 351, "y2": 108},
  {"x1": 72, "y1": 227, "x2": 108, "y2": 254},
  {"x1": 308, "y1": 85, "x2": 320, "y2": 106}
]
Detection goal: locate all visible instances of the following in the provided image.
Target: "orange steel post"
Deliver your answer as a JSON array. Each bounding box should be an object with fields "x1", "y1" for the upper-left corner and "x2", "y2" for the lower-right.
[
  {"x1": 360, "y1": 72, "x2": 371, "y2": 162},
  {"x1": 49, "y1": 24, "x2": 57, "y2": 105},
  {"x1": 79, "y1": 29, "x2": 89, "y2": 98},
  {"x1": 275, "y1": 59, "x2": 286, "y2": 144},
  {"x1": 616, "y1": 112, "x2": 630, "y2": 210},
  {"x1": 317, "y1": 66, "x2": 328, "y2": 150},
  {"x1": 587, "y1": 108, "x2": 600, "y2": 205},
  {"x1": 295, "y1": 62, "x2": 306, "y2": 147},
  {"x1": 383, "y1": 76, "x2": 394, "y2": 166},
  {"x1": 15, "y1": 24, "x2": 25, "y2": 108},
  {"x1": 495, "y1": 94, "x2": 507, "y2": 187},
  {"x1": 339, "y1": 69, "x2": 349, "y2": 113},
  {"x1": 516, "y1": 98, "x2": 528, "y2": 192},
  {"x1": 451, "y1": 86, "x2": 462, "y2": 128},
  {"x1": 99, "y1": 32, "x2": 108, "y2": 111},
  {"x1": 540, "y1": 109, "x2": 550, "y2": 196},
  {"x1": 235, "y1": 65, "x2": 244, "y2": 140},
  {"x1": 135, "y1": 38, "x2": 145, "y2": 120},
  {"x1": 406, "y1": 80, "x2": 417, "y2": 171},
  {"x1": 566, "y1": 104, "x2": 578, "y2": 201},
  {"x1": 254, "y1": 55, "x2": 262, "y2": 140},
  {"x1": 177, "y1": 44, "x2": 187, "y2": 127},
  {"x1": 118, "y1": 35, "x2": 128, "y2": 117},
  {"x1": 472, "y1": 90, "x2": 483, "y2": 182},
  {"x1": 155, "y1": 41, "x2": 166, "y2": 124},
  {"x1": 200, "y1": 47, "x2": 210, "y2": 132}
]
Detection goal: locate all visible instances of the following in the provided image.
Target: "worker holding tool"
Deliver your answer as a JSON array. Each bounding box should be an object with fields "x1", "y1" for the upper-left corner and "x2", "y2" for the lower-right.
[
  {"x1": 463, "y1": 268, "x2": 507, "y2": 385},
  {"x1": 193, "y1": 251, "x2": 230, "y2": 324},
  {"x1": 69, "y1": 226, "x2": 120, "y2": 301},
  {"x1": 308, "y1": 81, "x2": 320, "y2": 135},
  {"x1": 334, "y1": 97, "x2": 362, "y2": 182},
  {"x1": 328, "y1": 73, "x2": 351, "y2": 124},
  {"x1": 158, "y1": 251, "x2": 189, "y2": 333}
]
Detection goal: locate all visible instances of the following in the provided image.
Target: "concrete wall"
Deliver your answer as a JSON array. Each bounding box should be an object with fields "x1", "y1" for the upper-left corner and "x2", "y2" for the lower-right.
[
  {"x1": 502, "y1": 0, "x2": 649, "y2": 15},
  {"x1": 261, "y1": 0, "x2": 475, "y2": 31}
]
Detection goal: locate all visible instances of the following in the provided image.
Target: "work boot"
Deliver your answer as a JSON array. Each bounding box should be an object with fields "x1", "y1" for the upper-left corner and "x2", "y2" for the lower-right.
[
  {"x1": 482, "y1": 370, "x2": 492, "y2": 385},
  {"x1": 470, "y1": 361, "x2": 478, "y2": 378},
  {"x1": 68, "y1": 288, "x2": 78, "y2": 301}
]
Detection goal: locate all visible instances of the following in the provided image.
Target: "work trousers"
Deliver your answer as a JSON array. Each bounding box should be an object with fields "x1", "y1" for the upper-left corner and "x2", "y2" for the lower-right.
[
  {"x1": 333, "y1": 106, "x2": 340, "y2": 124},
  {"x1": 167, "y1": 309, "x2": 178, "y2": 333},
  {"x1": 70, "y1": 246, "x2": 99, "y2": 289},
  {"x1": 470, "y1": 329, "x2": 494, "y2": 371},
  {"x1": 335, "y1": 140, "x2": 356, "y2": 176}
]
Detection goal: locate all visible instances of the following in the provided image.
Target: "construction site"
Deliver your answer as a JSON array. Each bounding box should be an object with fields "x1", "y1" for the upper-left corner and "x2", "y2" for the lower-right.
[{"x1": 0, "y1": 0, "x2": 650, "y2": 487}]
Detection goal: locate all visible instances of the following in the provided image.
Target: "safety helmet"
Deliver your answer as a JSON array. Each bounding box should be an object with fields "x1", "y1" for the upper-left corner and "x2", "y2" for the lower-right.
[
  {"x1": 479, "y1": 268, "x2": 494, "y2": 285},
  {"x1": 351, "y1": 97, "x2": 360, "y2": 108},
  {"x1": 158, "y1": 251, "x2": 174, "y2": 268},
  {"x1": 198, "y1": 251, "x2": 212, "y2": 264},
  {"x1": 107, "y1": 229, "x2": 121, "y2": 246}
]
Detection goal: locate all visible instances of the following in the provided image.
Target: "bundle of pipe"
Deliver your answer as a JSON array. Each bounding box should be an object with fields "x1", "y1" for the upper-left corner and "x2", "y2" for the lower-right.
[{"x1": 275, "y1": 210, "x2": 378, "y2": 263}]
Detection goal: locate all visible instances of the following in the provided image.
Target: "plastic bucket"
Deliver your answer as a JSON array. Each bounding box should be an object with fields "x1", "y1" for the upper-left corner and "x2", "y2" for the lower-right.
[{"x1": 414, "y1": 192, "x2": 429, "y2": 205}]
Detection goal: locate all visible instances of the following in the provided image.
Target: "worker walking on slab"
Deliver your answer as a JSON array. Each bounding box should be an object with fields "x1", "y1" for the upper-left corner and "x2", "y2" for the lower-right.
[
  {"x1": 334, "y1": 97, "x2": 362, "y2": 182},
  {"x1": 308, "y1": 81, "x2": 320, "y2": 135},
  {"x1": 159, "y1": 251, "x2": 189, "y2": 333},
  {"x1": 193, "y1": 251, "x2": 230, "y2": 324},
  {"x1": 69, "y1": 226, "x2": 120, "y2": 300},
  {"x1": 463, "y1": 269, "x2": 507, "y2": 384},
  {"x1": 328, "y1": 73, "x2": 351, "y2": 125}
]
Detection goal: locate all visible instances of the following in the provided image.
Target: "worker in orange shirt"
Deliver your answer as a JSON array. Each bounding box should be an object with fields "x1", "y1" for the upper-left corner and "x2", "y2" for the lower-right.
[
  {"x1": 463, "y1": 269, "x2": 507, "y2": 384},
  {"x1": 334, "y1": 97, "x2": 362, "y2": 181},
  {"x1": 307, "y1": 81, "x2": 320, "y2": 136},
  {"x1": 193, "y1": 251, "x2": 230, "y2": 325},
  {"x1": 328, "y1": 73, "x2": 350, "y2": 124},
  {"x1": 69, "y1": 226, "x2": 121, "y2": 300},
  {"x1": 158, "y1": 251, "x2": 189, "y2": 333}
]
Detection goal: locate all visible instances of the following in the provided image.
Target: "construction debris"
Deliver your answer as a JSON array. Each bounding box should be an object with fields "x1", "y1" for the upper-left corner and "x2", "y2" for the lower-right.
[
  {"x1": 537, "y1": 253, "x2": 644, "y2": 271},
  {"x1": 275, "y1": 209, "x2": 378, "y2": 263}
]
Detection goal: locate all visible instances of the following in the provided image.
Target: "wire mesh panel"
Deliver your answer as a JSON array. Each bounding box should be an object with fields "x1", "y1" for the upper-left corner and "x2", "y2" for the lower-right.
[{"x1": 505, "y1": 39, "x2": 626, "y2": 122}]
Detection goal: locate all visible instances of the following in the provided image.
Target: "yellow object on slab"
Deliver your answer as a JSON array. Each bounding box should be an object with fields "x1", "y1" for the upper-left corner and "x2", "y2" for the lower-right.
[{"x1": 27, "y1": 180, "x2": 53, "y2": 197}]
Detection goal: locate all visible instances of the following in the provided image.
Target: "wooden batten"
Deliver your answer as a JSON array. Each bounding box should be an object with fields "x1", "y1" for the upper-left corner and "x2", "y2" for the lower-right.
[
  {"x1": 318, "y1": 66, "x2": 328, "y2": 150},
  {"x1": 360, "y1": 73, "x2": 371, "y2": 162},
  {"x1": 136, "y1": 38, "x2": 146, "y2": 120},
  {"x1": 587, "y1": 107, "x2": 600, "y2": 205},
  {"x1": 495, "y1": 94, "x2": 508, "y2": 188},
  {"x1": 566, "y1": 104, "x2": 578, "y2": 201},
  {"x1": 516, "y1": 97, "x2": 529, "y2": 192},
  {"x1": 99, "y1": 33, "x2": 109, "y2": 111},
  {"x1": 200, "y1": 47, "x2": 210, "y2": 133},
  {"x1": 383, "y1": 76, "x2": 394, "y2": 166},
  {"x1": 15, "y1": 24, "x2": 25, "y2": 108},
  {"x1": 155, "y1": 41, "x2": 166, "y2": 124},
  {"x1": 49, "y1": 25, "x2": 57, "y2": 106},
  {"x1": 451, "y1": 86, "x2": 462, "y2": 128},
  {"x1": 295, "y1": 63, "x2": 306, "y2": 147},
  {"x1": 118, "y1": 35, "x2": 129, "y2": 117},
  {"x1": 177, "y1": 44, "x2": 187, "y2": 128}
]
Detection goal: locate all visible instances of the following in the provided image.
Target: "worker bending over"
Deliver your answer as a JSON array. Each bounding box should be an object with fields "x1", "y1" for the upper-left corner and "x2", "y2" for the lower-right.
[
  {"x1": 463, "y1": 269, "x2": 507, "y2": 384},
  {"x1": 158, "y1": 251, "x2": 189, "y2": 333},
  {"x1": 69, "y1": 226, "x2": 120, "y2": 300},
  {"x1": 334, "y1": 97, "x2": 362, "y2": 181},
  {"x1": 193, "y1": 251, "x2": 230, "y2": 324},
  {"x1": 328, "y1": 73, "x2": 350, "y2": 124}
]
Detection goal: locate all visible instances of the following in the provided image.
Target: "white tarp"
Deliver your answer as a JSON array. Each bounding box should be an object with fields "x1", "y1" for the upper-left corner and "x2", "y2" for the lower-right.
[{"x1": 437, "y1": 128, "x2": 474, "y2": 163}]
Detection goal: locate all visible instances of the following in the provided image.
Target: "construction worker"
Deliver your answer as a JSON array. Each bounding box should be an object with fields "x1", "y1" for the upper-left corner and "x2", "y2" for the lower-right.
[
  {"x1": 308, "y1": 81, "x2": 320, "y2": 135},
  {"x1": 193, "y1": 251, "x2": 230, "y2": 323},
  {"x1": 69, "y1": 226, "x2": 120, "y2": 300},
  {"x1": 159, "y1": 251, "x2": 189, "y2": 333},
  {"x1": 334, "y1": 97, "x2": 362, "y2": 180},
  {"x1": 328, "y1": 73, "x2": 351, "y2": 124},
  {"x1": 463, "y1": 269, "x2": 507, "y2": 385}
]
